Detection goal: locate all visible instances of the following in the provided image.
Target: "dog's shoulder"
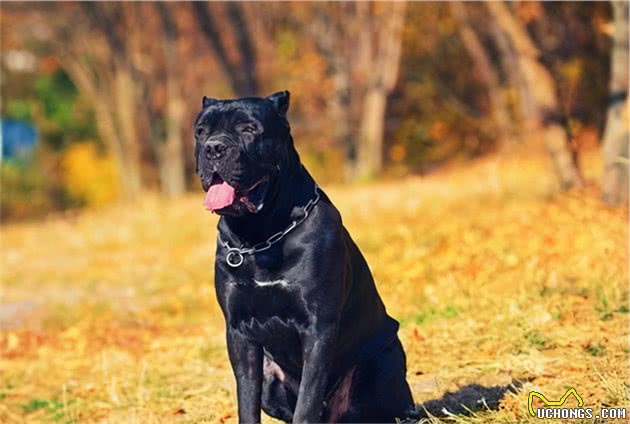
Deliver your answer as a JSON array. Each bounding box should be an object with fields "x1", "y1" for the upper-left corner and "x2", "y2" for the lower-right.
[{"x1": 306, "y1": 192, "x2": 345, "y2": 240}]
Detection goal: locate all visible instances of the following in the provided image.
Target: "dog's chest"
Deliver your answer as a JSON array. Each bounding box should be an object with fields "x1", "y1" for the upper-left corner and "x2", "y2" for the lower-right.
[{"x1": 223, "y1": 276, "x2": 309, "y2": 341}]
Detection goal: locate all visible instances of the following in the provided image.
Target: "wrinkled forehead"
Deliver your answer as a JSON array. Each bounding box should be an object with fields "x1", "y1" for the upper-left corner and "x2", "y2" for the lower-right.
[{"x1": 195, "y1": 100, "x2": 266, "y2": 129}]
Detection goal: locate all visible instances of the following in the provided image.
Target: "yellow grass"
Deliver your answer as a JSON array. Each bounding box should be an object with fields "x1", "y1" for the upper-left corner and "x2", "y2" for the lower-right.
[{"x1": 1, "y1": 148, "x2": 628, "y2": 423}]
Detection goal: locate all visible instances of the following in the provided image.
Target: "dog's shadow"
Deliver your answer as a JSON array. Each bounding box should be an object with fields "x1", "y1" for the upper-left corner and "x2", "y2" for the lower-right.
[{"x1": 403, "y1": 380, "x2": 525, "y2": 422}]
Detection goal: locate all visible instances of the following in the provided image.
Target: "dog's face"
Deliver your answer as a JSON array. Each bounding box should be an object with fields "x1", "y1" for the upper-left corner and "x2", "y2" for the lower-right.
[{"x1": 194, "y1": 91, "x2": 291, "y2": 216}]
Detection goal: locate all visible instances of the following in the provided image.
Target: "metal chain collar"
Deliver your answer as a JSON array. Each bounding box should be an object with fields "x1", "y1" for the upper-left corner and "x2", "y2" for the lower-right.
[{"x1": 218, "y1": 185, "x2": 321, "y2": 268}]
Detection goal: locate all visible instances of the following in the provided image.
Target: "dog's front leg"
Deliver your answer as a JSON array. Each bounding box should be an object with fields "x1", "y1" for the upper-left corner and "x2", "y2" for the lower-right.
[
  {"x1": 293, "y1": 326, "x2": 337, "y2": 423},
  {"x1": 227, "y1": 329, "x2": 263, "y2": 423}
]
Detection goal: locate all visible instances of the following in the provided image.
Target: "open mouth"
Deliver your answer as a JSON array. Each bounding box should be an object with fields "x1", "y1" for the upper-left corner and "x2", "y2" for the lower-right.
[{"x1": 203, "y1": 173, "x2": 269, "y2": 213}]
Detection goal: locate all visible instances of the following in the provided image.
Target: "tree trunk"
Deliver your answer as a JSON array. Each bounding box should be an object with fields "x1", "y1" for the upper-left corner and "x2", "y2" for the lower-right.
[
  {"x1": 61, "y1": 54, "x2": 142, "y2": 200},
  {"x1": 332, "y1": 67, "x2": 355, "y2": 180},
  {"x1": 487, "y1": 1, "x2": 583, "y2": 189},
  {"x1": 57, "y1": 3, "x2": 146, "y2": 199},
  {"x1": 156, "y1": 3, "x2": 187, "y2": 197},
  {"x1": 114, "y1": 68, "x2": 143, "y2": 197},
  {"x1": 225, "y1": 3, "x2": 259, "y2": 95},
  {"x1": 489, "y1": 18, "x2": 536, "y2": 135},
  {"x1": 93, "y1": 100, "x2": 132, "y2": 199},
  {"x1": 310, "y1": 2, "x2": 405, "y2": 180},
  {"x1": 355, "y1": 2, "x2": 406, "y2": 179},
  {"x1": 450, "y1": 2, "x2": 512, "y2": 144},
  {"x1": 192, "y1": 2, "x2": 259, "y2": 96},
  {"x1": 310, "y1": 5, "x2": 355, "y2": 179},
  {"x1": 158, "y1": 106, "x2": 187, "y2": 197},
  {"x1": 601, "y1": 1, "x2": 629, "y2": 205},
  {"x1": 356, "y1": 87, "x2": 388, "y2": 178},
  {"x1": 156, "y1": 61, "x2": 187, "y2": 198}
]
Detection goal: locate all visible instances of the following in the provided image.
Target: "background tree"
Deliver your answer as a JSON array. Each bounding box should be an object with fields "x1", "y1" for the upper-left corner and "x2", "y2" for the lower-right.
[
  {"x1": 486, "y1": 1, "x2": 584, "y2": 189},
  {"x1": 153, "y1": 3, "x2": 187, "y2": 197},
  {"x1": 355, "y1": 2, "x2": 407, "y2": 179},
  {"x1": 52, "y1": 3, "x2": 145, "y2": 199},
  {"x1": 450, "y1": 2, "x2": 512, "y2": 145},
  {"x1": 16, "y1": 3, "x2": 192, "y2": 197},
  {"x1": 309, "y1": 3, "x2": 356, "y2": 179},
  {"x1": 307, "y1": 2, "x2": 406, "y2": 179},
  {"x1": 601, "y1": 1, "x2": 629, "y2": 205},
  {"x1": 192, "y1": 2, "x2": 259, "y2": 97}
]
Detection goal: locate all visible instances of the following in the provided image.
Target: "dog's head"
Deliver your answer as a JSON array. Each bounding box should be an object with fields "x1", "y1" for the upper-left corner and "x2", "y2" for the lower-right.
[{"x1": 194, "y1": 91, "x2": 294, "y2": 216}]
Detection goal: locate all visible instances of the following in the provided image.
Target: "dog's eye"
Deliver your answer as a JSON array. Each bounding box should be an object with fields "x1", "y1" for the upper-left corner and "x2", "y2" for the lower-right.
[
  {"x1": 236, "y1": 122, "x2": 261, "y2": 136},
  {"x1": 195, "y1": 127, "x2": 206, "y2": 138}
]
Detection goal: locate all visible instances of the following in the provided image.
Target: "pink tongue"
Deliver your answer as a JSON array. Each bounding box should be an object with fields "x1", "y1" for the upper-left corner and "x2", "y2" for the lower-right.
[{"x1": 204, "y1": 181, "x2": 236, "y2": 211}]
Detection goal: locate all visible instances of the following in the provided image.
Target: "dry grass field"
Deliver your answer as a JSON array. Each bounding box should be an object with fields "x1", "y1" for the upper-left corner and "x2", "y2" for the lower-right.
[{"x1": 1, "y1": 148, "x2": 628, "y2": 423}]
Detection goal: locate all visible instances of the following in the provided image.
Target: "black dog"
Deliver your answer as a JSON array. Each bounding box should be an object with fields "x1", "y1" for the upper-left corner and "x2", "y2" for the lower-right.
[{"x1": 194, "y1": 92, "x2": 414, "y2": 423}]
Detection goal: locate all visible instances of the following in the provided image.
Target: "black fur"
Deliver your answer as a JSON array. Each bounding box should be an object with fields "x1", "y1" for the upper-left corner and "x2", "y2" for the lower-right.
[{"x1": 194, "y1": 92, "x2": 414, "y2": 423}]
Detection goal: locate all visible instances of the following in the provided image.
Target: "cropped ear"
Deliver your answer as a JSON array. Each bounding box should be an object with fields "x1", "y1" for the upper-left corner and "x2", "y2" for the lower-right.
[
  {"x1": 265, "y1": 91, "x2": 290, "y2": 117},
  {"x1": 202, "y1": 96, "x2": 218, "y2": 108}
]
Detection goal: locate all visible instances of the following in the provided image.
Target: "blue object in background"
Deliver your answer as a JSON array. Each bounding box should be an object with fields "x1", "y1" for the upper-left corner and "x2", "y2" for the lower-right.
[{"x1": 1, "y1": 119, "x2": 38, "y2": 160}]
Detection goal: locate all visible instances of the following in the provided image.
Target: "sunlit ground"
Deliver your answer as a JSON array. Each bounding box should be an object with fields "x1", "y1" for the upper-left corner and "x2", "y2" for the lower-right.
[{"x1": 1, "y1": 146, "x2": 627, "y2": 423}]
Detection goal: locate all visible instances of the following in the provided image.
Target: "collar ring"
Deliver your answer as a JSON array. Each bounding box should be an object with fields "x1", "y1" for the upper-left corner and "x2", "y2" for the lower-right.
[{"x1": 226, "y1": 249, "x2": 245, "y2": 268}]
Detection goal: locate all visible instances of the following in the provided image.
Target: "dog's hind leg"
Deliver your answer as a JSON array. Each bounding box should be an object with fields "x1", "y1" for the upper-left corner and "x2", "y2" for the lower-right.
[
  {"x1": 335, "y1": 337, "x2": 414, "y2": 423},
  {"x1": 261, "y1": 356, "x2": 297, "y2": 422}
]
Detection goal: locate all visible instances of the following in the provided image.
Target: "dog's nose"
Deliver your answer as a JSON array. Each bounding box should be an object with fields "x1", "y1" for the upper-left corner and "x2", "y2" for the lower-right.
[{"x1": 204, "y1": 140, "x2": 227, "y2": 160}]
